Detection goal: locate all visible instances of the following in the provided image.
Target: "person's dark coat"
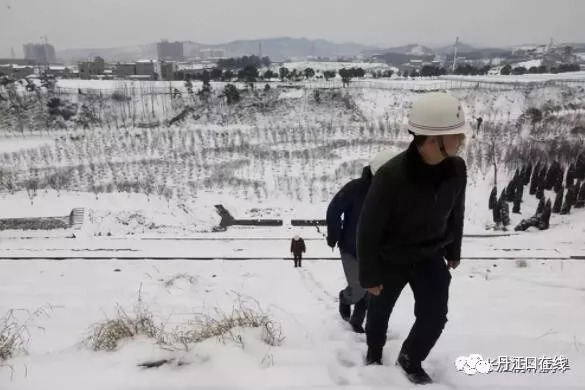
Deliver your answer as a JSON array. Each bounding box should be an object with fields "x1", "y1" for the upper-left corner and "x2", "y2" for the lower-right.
[
  {"x1": 290, "y1": 237, "x2": 306, "y2": 255},
  {"x1": 326, "y1": 166, "x2": 373, "y2": 257},
  {"x1": 357, "y1": 141, "x2": 467, "y2": 288}
]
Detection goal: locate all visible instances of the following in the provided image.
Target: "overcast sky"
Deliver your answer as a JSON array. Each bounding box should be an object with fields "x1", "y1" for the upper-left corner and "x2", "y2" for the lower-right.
[{"x1": 0, "y1": 0, "x2": 582, "y2": 57}]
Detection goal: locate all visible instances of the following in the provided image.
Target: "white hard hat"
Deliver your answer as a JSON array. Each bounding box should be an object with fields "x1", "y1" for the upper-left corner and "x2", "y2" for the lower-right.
[
  {"x1": 407, "y1": 92, "x2": 472, "y2": 136},
  {"x1": 370, "y1": 148, "x2": 395, "y2": 175}
]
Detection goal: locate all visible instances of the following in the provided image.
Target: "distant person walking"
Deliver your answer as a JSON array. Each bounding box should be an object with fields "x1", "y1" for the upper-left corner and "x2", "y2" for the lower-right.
[
  {"x1": 326, "y1": 149, "x2": 393, "y2": 333},
  {"x1": 476, "y1": 116, "x2": 483, "y2": 133},
  {"x1": 290, "y1": 235, "x2": 306, "y2": 267}
]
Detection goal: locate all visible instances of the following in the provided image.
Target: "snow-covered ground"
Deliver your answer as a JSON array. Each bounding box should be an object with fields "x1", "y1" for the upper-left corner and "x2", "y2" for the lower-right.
[
  {"x1": 0, "y1": 164, "x2": 577, "y2": 239},
  {"x1": 440, "y1": 71, "x2": 585, "y2": 82},
  {"x1": 1, "y1": 257, "x2": 584, "y2": 389},
  {"x1": 513, "y1": 59, "x2": 543, "y2": 69}
]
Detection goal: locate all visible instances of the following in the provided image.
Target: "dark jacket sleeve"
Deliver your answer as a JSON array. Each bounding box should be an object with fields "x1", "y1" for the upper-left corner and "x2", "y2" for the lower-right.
[
  {"x1": 445, "y1": 159, "x2": 467, "y2": 261},
  {"x1": 356, "y1": 167, "x2": 395, "y2": 288},
  {"x1": 326, "y1": 182, "x2": 353, "y2": 246},
  {"x1": 301, "y1": 239, "x2": 306, "y2": 252},
  {"x1": 290, "y1": 240, "x2": 294, "y2": 253}
]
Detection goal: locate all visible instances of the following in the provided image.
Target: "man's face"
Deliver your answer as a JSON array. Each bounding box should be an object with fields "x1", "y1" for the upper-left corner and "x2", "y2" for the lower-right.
[{"x1": 441, "y1": 133, "x2": 466, "y2": 156}]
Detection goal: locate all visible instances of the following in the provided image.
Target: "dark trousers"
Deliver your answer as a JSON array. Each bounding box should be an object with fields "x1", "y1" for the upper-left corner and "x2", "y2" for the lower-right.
[
  {"x1": 350, "y1": 294, "x2": 369, "y2": 326},
  {"x1": 365, "y1": 255, "x2": 451, "y2": 363},
  {"x1": 293, "y1": 253, "x2": 302, "y2": 267}
]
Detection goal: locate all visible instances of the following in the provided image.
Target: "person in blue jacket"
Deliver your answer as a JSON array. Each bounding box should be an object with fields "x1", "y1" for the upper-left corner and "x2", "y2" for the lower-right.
[{"x1": 326, "y1": 149, "x2": 394, "y2": 333}]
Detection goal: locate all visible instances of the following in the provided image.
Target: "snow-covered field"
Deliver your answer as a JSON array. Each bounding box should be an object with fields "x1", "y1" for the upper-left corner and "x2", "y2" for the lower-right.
[
  {"x1": 1, "y1": 257, "x2": 584, "y2": 389},
  {"x1": 2, "y1": 72, "x2": 585, "y2": 388},
  {"x1": 441, "y1": 71, "x2": 585, "y2": 83},
  {"x1": 279, "y1": 61, "x2": 396, "y2": 73}
]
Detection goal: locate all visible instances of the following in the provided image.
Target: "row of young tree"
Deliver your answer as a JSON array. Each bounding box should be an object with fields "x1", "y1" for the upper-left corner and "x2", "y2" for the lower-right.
[
  {"x1": 395, "y1": 63, "x2": 581, "y2": 78},
  {"x1": 178, "y1": 65, "x2": 368, "y2": 84},
  {"x1": 0, "y1": 120, "x2": 399, "y2": 202},
  {"x1": 489, "y1": 155, "x2": 585, "y2": 231},
  {"x1": 500, "y1": 63, "x2": 581, "y2": 76}
]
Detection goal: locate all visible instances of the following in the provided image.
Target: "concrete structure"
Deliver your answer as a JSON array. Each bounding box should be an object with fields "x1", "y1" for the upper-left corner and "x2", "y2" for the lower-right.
[
  {"x1": 136, "y1": 60, "x2": 156, "y2": 79},
  {"x1": 78, "y1": 57, "x2": 105, "y2": 79},
  {"x1": 115, "y1": 63, "x2": 136, "y2": 78},
  {"x1": 23, "y1": 43, "x2": 56, "y2": 64},
  {"x1": 0, "y1": 64, "x2": 34, "y2": 79},
  {"x1": 47, "y1": 65, "x2": 74, "y2": 78},
  {"x1": 199, "y1": 48, "x2": 225, "y2": 60},
  {"x1": 158, "y1": 61, "x2": 178, "y2": 81},
  {"x1": 157, "y1": 40, "x2": 184, "y2": 61}
]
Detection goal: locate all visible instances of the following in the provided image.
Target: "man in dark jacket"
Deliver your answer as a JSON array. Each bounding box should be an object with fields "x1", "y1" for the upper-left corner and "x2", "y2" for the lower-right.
[
  {"x1": 290, "y1": 235, "x2": 306, "y2": 267},
  {"x1": 326, "y1": 149, "x2": 394, "y2": 333},
  {"x1": 357, "y1": 92, "x2": 470, "y2": 385}
]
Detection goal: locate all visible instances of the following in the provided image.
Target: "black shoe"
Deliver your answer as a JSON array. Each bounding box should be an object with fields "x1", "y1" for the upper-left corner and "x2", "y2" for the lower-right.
[
  {"x1": 396, "y1": 352, "x2": 432, "y2": 385},
  {"x1": 350, "y1": 322, "x2": 365, "y2": 333},
  {"x1": 366, "y1": 347, "x2": 383, "y2": 365},
  {"x1": 338, "y1": 291, "x2": 350, "y2": 321}
]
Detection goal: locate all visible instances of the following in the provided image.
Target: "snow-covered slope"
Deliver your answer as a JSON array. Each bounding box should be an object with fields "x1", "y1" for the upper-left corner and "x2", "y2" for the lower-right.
[{"x1": 1, "y1": 258, "x2": 583, "y2": 389}]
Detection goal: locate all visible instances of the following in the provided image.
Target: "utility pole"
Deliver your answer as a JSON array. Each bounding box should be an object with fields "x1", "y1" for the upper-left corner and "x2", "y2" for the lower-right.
[
  {"x1": 451, "y1": 36, "x2": 459, "y2": 73},
  {"x1": 40, "y1": 35, "x2": 50, "y2": 73}
]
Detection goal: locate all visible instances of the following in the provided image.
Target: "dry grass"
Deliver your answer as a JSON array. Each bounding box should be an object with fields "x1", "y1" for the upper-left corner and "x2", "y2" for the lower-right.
[
  {"x1": 84, "y1": 285, "x2": 168, "y2": 352},
  {"x1": 84, "y1": 303, "x2": 163, "y2": 352},
  {"x1": 169, "y1": 294, "x2": 285, "y2": 351},
  {"x1": 84, "y1": 289, "x2": 283, "y2": 353},
  {"x1": 1, "y1": 305, "x2": 52, "y2": 361},
  {"x1": 172, "y1": 297, "x2": 285, "y2": 350}
]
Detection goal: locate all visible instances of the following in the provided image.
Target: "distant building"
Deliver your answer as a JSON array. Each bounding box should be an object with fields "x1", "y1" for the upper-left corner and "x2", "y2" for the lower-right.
[
  {"x1": 115, "y1": 63, "x2": 136, "y2": 78},
  {"x1": 47, "y1": 65, "x2": 73, "y2": 78},
  {"x1": 199, "y1": 48, "x2": 225, "y2": 60},
  {"x1": 78, "y1": 57, "x2": 105, "y2": 79},
  {"x1": 0, "y1": 64, "x2": 34, "y2": 79},
  {"x1": 158, "y1": 61, "x2": 178, "y2": 81},
  {"x1": 136, "y1": 60, "x2": 156, "y2": 79},
  {"x1": 176, "y1": 62, "x2": 216, "y2": 79},
  {"x1": 157, "y1": 40, "x2": 184, "y2": 61},
  {"x1": 23, "y1": 43, "x2": 56, "y2": 64}
]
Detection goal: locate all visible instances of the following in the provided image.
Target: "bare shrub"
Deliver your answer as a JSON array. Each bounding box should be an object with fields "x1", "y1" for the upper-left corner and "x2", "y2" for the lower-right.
[
  {"x1": 1, "y1": 305, "x2": 53, "y2": 362},
  {"x1": 84, "y1": 286, "x2": 167, "y2": 351},
  {"x1": 171, "y1": 295, "x2": 284, "y2": 350},
  {"x1": 83, "y1": 289, "x2": 283, "y2": 355}
]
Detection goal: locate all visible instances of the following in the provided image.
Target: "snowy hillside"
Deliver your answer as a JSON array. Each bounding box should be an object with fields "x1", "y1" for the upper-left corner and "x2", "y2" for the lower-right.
[{"x1": 1, "y1": 76, "x2": 585, "y2": 235}]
